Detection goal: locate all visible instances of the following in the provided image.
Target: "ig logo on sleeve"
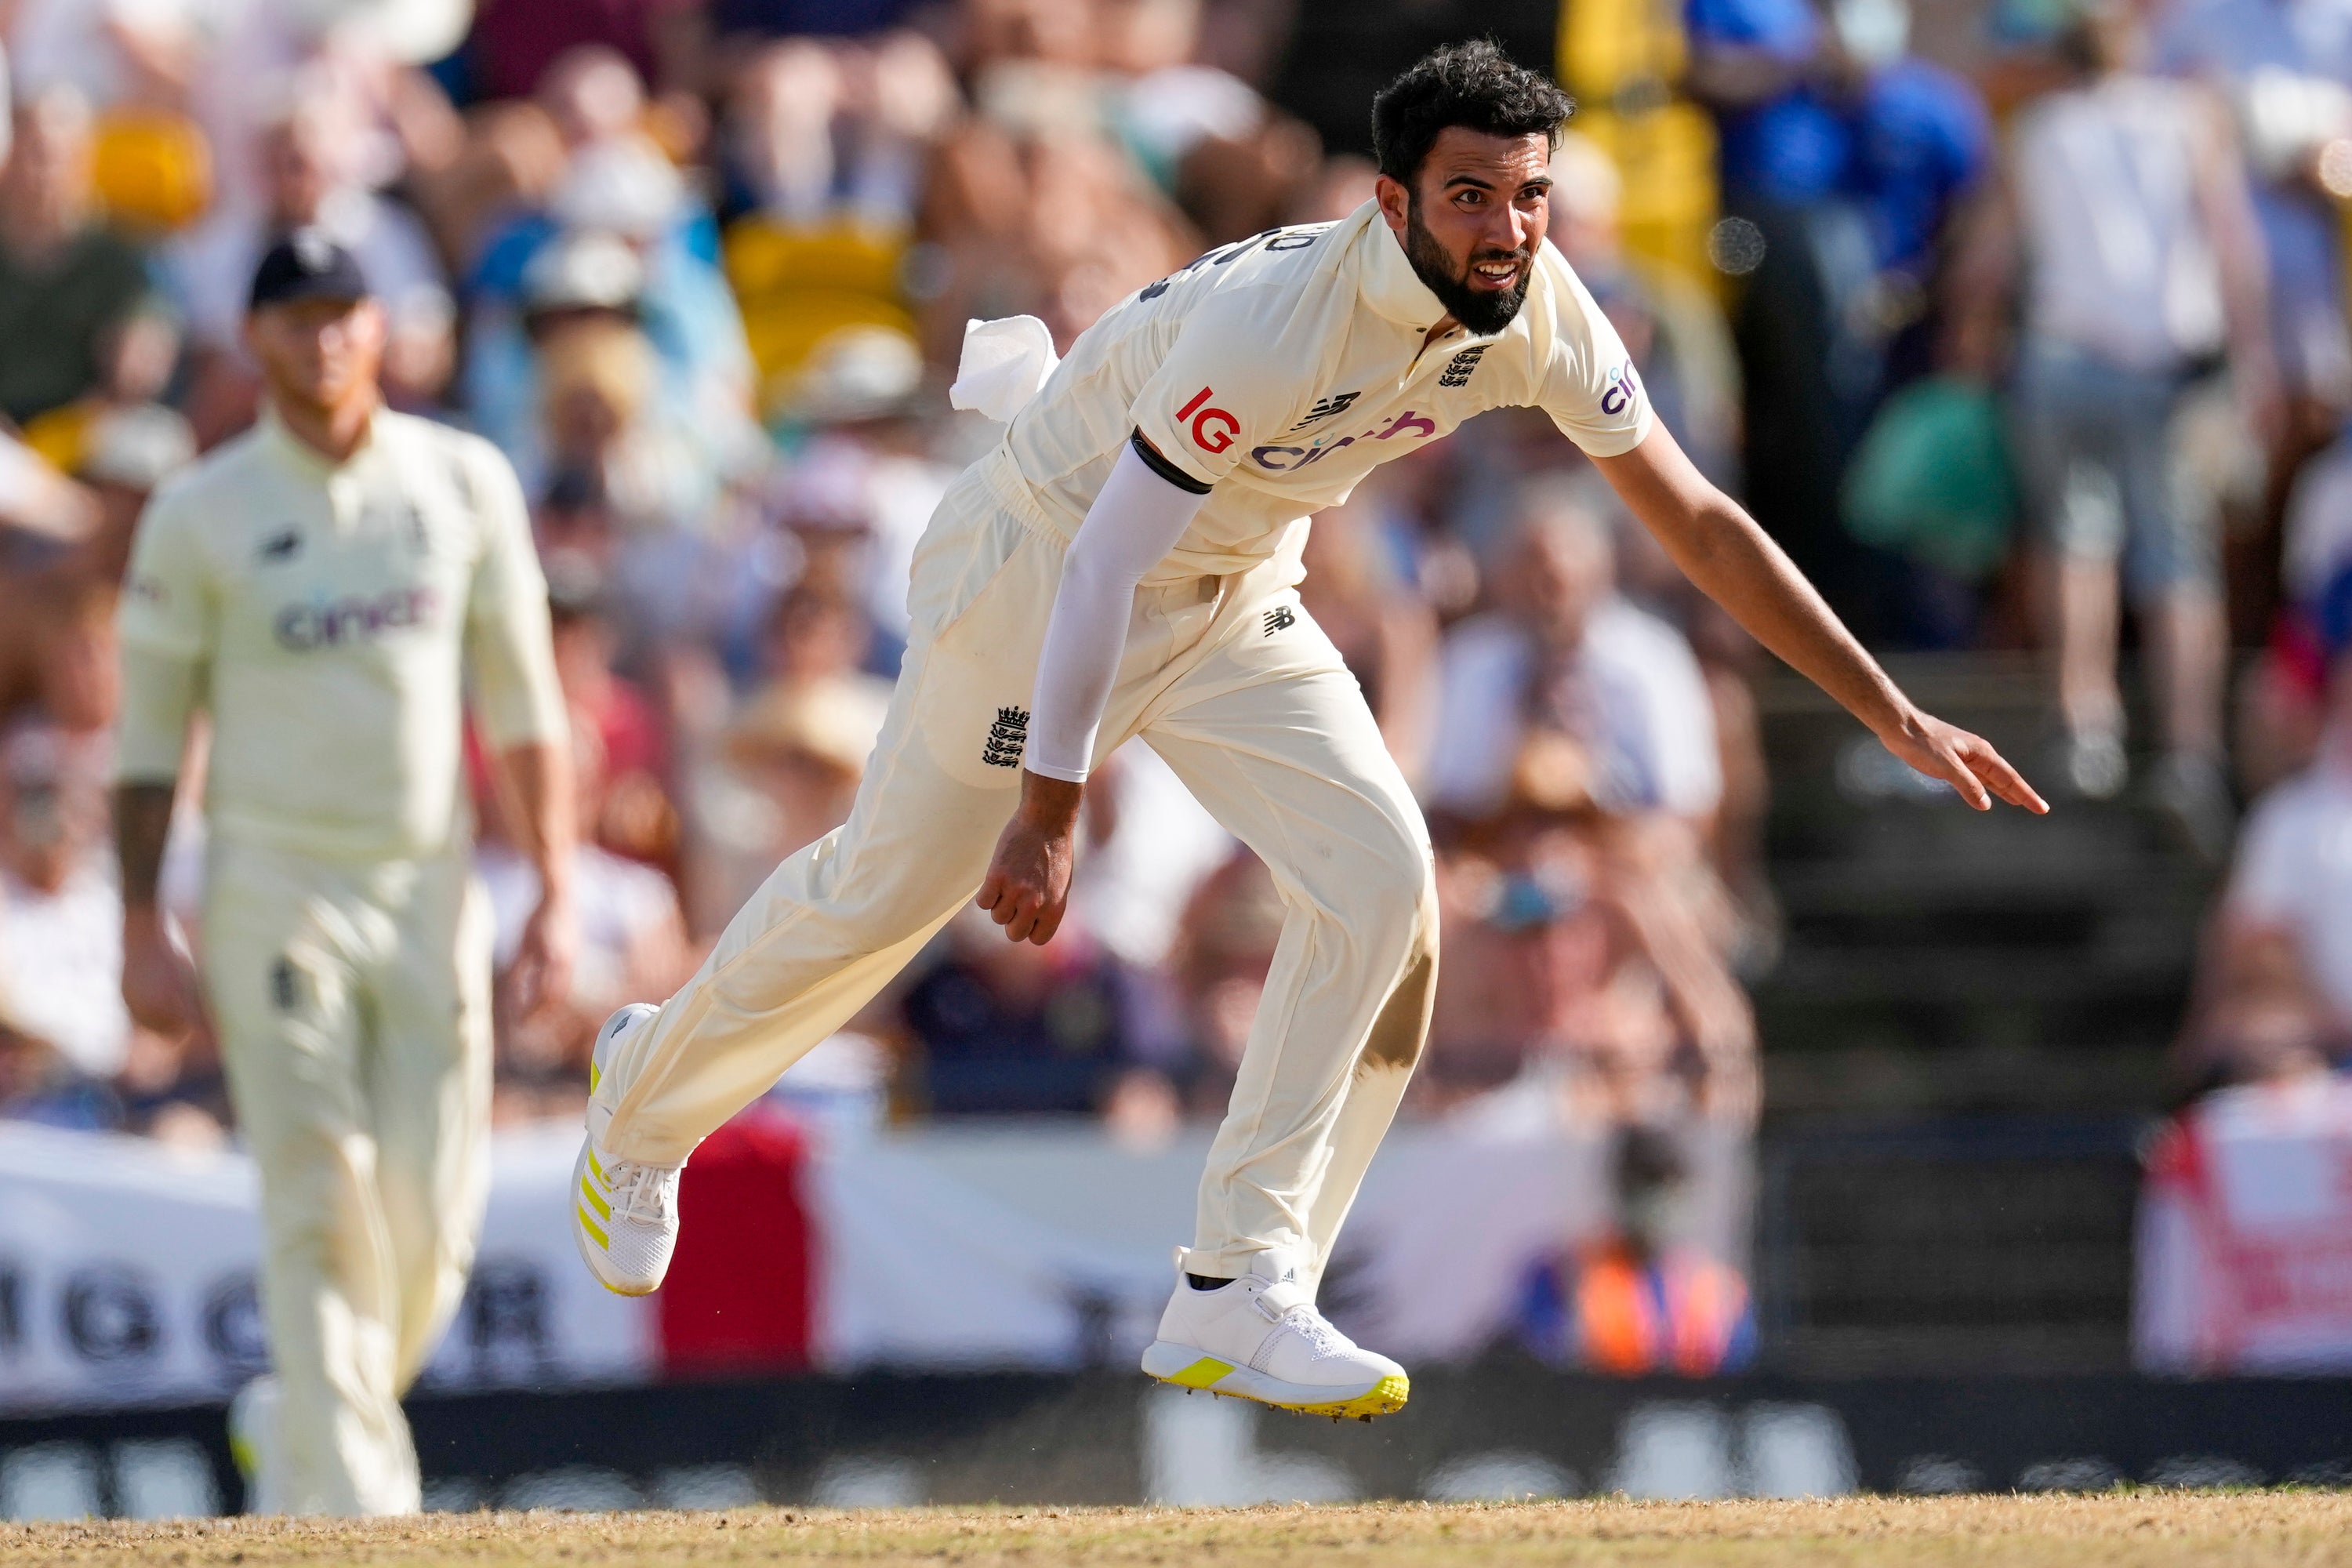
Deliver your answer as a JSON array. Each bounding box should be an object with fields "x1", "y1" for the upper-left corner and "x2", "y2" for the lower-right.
[{"x1": 1175, "y1": 387, "x2": 1240, "y2": 454}]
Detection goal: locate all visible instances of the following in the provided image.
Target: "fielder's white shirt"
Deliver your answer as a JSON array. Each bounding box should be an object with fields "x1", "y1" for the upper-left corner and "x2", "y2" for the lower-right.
[
  {"x1": 116, "y1": 408, "x2": 568, "y2": 862},
  {"x1": 989, "y1": 199, "x2": 1653, "y2": 583}
]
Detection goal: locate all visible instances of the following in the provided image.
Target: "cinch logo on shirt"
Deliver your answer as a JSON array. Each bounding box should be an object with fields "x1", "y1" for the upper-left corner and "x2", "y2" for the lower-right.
[
  {"x1": 273, "y1": 586, "x2": 442, "y2": 652},
  {"x1": 1601, "y1": 361, "x2": 1643, "y2": 418},
  {"x1": 1175, "y1": 387, "x2": 1240, "y2": 454},
  {"x1": 1247, "y1": 408, "x2": 1437, "y2": 473}
]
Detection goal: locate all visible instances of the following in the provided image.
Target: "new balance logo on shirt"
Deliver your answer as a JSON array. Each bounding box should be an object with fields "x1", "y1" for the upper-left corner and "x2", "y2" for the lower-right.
[
  {"x1": 1264, "y1": 606, "x2": 1296, "y2": 637},
  {"x1": 1287, "y1": 393, "x2": 1360, "y2": 433}
]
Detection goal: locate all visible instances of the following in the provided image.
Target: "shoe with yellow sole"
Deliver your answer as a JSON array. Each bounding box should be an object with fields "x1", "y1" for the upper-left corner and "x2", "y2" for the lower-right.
[
  {"x1": 1140, "y1": 1250, "x2": 1409, "y2": 1421},
  {"x1": 572, "y1": 1004, "x2": 682, "y2": 1296}
]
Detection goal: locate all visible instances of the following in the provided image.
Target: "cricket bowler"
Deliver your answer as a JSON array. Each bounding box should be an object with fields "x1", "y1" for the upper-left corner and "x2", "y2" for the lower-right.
[
  {"x1": 114, "y1": 234, "x2": 576, "y2": 1512},
  {"x1": 573, "y1": 42, "x2": 2045, "y2": 1419}
]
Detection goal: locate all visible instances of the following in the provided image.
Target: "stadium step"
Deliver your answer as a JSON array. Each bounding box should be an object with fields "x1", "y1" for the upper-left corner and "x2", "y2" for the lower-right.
[{"x1": 1751, "y1": 652, "x2": 2216, "y2": 1117}]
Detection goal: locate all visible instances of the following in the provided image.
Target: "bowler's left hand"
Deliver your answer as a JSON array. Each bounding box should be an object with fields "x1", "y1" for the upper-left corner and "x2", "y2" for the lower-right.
[{"x1": 978, "y1": 771, "x2": 1082, "y2": 945}]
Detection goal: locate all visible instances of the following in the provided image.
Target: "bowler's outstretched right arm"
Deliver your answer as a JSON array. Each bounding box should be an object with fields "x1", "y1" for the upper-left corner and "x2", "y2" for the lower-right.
[{"x1": 1595, "y1": 420, "x2": 2046, "y2": 815}]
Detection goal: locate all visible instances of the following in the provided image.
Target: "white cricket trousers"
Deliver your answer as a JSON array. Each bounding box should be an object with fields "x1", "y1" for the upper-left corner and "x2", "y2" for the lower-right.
[
  {"x1": 591, "y1": 451, "x2": 1438, "y2": 1287},
  {"x1": 204, "y1": 838, "x2": 494, "y2": 1515}
]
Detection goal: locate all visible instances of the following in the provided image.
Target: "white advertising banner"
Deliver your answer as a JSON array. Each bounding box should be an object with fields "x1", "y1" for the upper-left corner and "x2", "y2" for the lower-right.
[
  {"x1": 2136, "y1": 1076, "x2": 2352, "y2": 1373},
  {"x1": 0, "y1": 1122, "x2": 651, "y2": 1414},
  {"x1": 0, "y1": 1109, "x2": 1751, "y2": 1413}
]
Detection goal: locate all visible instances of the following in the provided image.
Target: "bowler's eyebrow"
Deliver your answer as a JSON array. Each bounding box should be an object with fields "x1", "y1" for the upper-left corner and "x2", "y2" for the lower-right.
[{"x1": 1442, "y1": 172, "x2": 1553, "y2": 193}]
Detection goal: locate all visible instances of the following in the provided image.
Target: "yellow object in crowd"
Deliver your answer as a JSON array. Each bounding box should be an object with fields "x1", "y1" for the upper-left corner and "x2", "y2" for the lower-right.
[
  {"x1": 1559, "y1": 0, "x2": 1686, "y2": 98},
  {"x1": 91, "y1": 108, "x2": 213, "y2": 232},
  {"x1": 1556, "y1": 0, "x2": 1722, "y2": 292},
  {"x1": 723, "y1": 218, "x2": 920, "y2": 416},
  {"x1": 1573, "y1": 103, "x2": 1722, "y2": 289},
  {"x1": 18, "y1": 400, "x2": 98, "y2": 477}
]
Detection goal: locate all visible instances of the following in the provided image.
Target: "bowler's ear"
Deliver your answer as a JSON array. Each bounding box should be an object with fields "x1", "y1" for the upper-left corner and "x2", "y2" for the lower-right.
[{"x1": 1374, "y1": 172, "x2": 1412, "y2": 238}]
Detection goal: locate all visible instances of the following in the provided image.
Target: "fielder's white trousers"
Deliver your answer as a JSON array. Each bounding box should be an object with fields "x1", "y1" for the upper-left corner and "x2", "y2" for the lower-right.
[
  {"x1": 205, "y1": 838, "x2": 494, "y2": 1515},
  {"x1": 591, "y1": 453, "x2": 1438, "y2": 1287}
]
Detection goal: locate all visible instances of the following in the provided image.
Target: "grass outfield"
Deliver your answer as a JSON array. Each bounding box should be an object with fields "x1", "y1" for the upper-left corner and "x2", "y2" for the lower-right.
[{"x1": 5, "y1": 1494, "x2": 2350, "y2": 1566}]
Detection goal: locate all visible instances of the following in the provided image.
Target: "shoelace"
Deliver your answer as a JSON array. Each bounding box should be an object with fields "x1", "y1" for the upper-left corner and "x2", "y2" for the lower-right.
[
  {"x1": 1273, "y1": 1305, "x2": 1352, "y2": 1359},
  {"x1": 602, "y1": 1160, "x2": 676, "y2": 1223}
]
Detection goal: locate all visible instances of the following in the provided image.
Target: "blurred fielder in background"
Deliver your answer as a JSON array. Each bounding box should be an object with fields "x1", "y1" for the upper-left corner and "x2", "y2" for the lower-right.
[{"x1": 112, "y1": 232, "x2": 575, "y2": 1515}]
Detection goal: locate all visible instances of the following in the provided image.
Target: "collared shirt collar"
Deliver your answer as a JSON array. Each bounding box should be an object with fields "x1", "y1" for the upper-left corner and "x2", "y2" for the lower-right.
[
  {"x1": 258, "y1": 401, "x2": 382, "y2": 477},
  {"x1": 1352, "y1": 201, "x2": 1450, "y2": 334}
]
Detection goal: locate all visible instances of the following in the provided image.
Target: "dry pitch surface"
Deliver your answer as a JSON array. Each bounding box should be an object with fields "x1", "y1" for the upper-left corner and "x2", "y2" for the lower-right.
[{"x1": 5, "y1": 1494, "x2": 2350, "y2": 1567}]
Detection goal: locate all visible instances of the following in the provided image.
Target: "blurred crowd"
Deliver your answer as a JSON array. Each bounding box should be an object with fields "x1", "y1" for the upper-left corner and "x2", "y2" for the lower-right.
[
  {"x1": 1606, "y1": 0, "x2": 2352, "y2": 1114},
  {"x1": 0, "y1": 0, "x2": 1767, "y2": 1201},
  {"x1": 0, "y1": 0, "x2": 2349, "y2": 1349}
]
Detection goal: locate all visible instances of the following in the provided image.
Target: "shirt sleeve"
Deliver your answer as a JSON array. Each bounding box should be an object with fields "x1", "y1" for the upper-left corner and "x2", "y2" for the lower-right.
[
  {"x1": 1536, "y1": 256, "x2": 1656, "y2": 458},
  {"x1": 114, "y1": 486, "x2": 212, "y2": 782},
  {"x1": 117, "y1": 482, "x2": 214, "y2": 662},
  {"x1": 1128, "y1": 299, "x2": 1301, "y2": 491},
  {"x1": 459, "y1": 438, "x2": 570, "y2": 750},
  {"x1": 114, "y1": 648, "x2": 203, "y2": 784}
]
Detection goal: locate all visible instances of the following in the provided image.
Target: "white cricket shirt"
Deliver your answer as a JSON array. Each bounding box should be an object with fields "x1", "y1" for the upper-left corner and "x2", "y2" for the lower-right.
[
  {"x1": 116, "y1": 408, "x2": 568, "y2": 862},
  {"x1": 988, "y1": 199, "x2": 1653, "y2": 583}
]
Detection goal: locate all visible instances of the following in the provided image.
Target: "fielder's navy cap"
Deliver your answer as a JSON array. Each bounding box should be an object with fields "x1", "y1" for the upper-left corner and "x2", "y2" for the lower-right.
[{"x1": 248, "y1": 229, "x2": 370, "y2": 311}]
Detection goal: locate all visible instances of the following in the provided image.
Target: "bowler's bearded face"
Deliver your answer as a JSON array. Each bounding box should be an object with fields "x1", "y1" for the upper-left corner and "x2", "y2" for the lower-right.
[{"x1": 1395, "y1": 127, "x2": 1552, "y2": 336}]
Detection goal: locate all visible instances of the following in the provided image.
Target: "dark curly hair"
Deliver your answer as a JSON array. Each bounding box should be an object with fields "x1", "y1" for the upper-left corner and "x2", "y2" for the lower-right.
[{"x1": 1370, "y1": 40, "x2": 1575, "y2": 187}]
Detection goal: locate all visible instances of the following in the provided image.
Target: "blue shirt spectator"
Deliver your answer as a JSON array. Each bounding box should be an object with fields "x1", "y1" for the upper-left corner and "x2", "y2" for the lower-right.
[
  {"x1": 1686, "y1": 0, "x2": 1853, "y2": 205},
  {"x1": 1847, "y1": 57, "x2": 1992, "y2": 275}
]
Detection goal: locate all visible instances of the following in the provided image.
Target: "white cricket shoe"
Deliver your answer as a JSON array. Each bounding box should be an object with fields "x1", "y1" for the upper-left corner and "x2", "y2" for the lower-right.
[
  {"x1": 572, "y1": 1004, "x2": 683, "y2": 1297},
  {"x1": 1139, "y1": 1253, "x2": 1409, "y2": 1421}
]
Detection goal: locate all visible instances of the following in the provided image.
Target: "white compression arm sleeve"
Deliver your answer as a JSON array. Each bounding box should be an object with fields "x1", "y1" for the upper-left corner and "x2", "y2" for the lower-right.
[{"x1": 1023, "y1": 436, "x2": 1210, "y2": 782}]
